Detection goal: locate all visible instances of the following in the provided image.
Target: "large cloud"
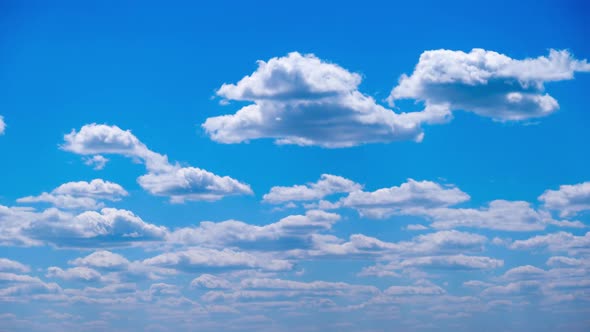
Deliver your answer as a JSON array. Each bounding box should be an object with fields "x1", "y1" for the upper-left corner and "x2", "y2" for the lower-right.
[
  {"x1": 203, "y1": 52, "x2": 449, "y2": 148},
  {"x1": 17, "y1": 179, "x2": 128, "y2": 210},
  {"x1": 539, "y1": 181, "x2": 590, "y2": 217},
  {"x1": 62, "y1": 124, "x2": 252, "y2": 202},
  {"x1": 389, "y1": 49, "x2": 590, "y2": 121}
]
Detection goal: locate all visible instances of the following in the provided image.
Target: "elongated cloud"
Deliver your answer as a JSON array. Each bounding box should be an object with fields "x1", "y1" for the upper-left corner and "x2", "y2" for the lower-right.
[
  {"x1": 263, "y1": 174, "x2": 361, "y2": 204},
  {"x1": 62, "y1": 124, "x2": 252, "y2": 202},
  {"x1": 539, "y1": 181, "x2": 590, "y2": 217},
  {"x1": 0, "y1": 115, "x2": 5, "y2": 135},
  {"x1": 390, "y1": 49, "x2": 590, "y2": 121},
  {"x1": 17, "y1": 179, "x2": 128, "y2": 210}
]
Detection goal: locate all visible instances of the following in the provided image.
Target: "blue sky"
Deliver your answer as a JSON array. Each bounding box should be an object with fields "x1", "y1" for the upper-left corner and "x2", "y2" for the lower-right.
[{"x1": 0, "y1": 0, "x2": 589, "y2": 331}]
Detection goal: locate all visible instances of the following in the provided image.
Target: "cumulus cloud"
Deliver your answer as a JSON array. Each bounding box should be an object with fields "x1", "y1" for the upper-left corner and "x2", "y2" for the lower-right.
[
  {"x1": 339, "y1": 179, "x2": 469, "y2": 218},
  {"x1": 263, "y1": 174, "x2": 361, "y2": 204},
  {"x1": 168, "y1": 210, "x2": 340, "y2": 250},
  {"x1": 0, "y1": 115, "x2": 5, "y2": 135},
  {"x1": 46, "y1": 266, "x2": 104, "y2": 282},
  {"x1": 143, "y1": 248, "x2": 293, "y2": 272},
  {"x1": 418, "y1": 200, "x2": 558, "y2": 231},
  {"x1": 0, "y1": 205, "x2": 167, "y2": 247},
  {"x1": 62, "y1": 124, "x2": 252, "y2": 202},
  {"x1": 191, "y1": 274, "x2": 232, "y2": 289},
  {"x1": 509, "y1": 231, "x2": 590, "y2": 254},
  {"x1": 390, "y1": 49, "x2": 590, "y2": 121},
  {"x1": 17, "y1": 179, "x2": 128, "y2": 210},
  {"x1": 0, "y1": 258, "x2": 30, "y2": 273},
  {"x1": 539, "y1": 181, "x2": 590, "y2": 217},
  {"x1": 203, "y1": 52, "x2": 449, "y2": 148}
]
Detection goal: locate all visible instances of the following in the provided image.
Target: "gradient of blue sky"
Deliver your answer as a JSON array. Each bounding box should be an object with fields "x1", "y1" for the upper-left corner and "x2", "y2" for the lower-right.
[{"x1": 0, "y1": 0, "x2": 589, "y2": 331}]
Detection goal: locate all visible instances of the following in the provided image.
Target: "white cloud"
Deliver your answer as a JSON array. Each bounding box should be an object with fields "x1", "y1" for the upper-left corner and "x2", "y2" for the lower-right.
[
  {"x1": 398, "y1": 255, "x2": 504, "y2": 270},
  {"x1": 137, "y1": 167, "x2": 252, "y2": 203},
  {"x1": 509, "y1": 231, "x2": 590, "y2": 254},
  {"x1": 63, "y1": 124, "x2": 252, "y2": 202},
  {"x1": 384, "y1": 282, "x2": 445, "y2": 296},
  {"x1": 0, "y1": 258, "x2": 30, "y2": 273},
  {"x1": 69, "y1": 251, "x2": 130, "y2": 270},
  {"x1": 390, "y1": 49, "x2": 590, "y2": 121},
  {"x1": 539, "y1": 181, "x2": 590, "y2": 217},
  {"x1": 0, "y1": 115, "x2": 5, "y2": 135},
  {"x1": 0, "y1": 205, "x2": 167, "y2": 247},
  {"x1": 17, "y1": 179, "x2": 128, "y2": 210},
  {"x1": 168, "y1": 210, "x2": 340, "y2": 249},
  {"x1": 191, "y1": 274, "x2": 232, "y2": 289},
  {"x1": 46, "y1": 266, "x2": 103, "y2": 282},
  {"x1": 340, "y1": 179, "x2": 469, "y2": 218},
  {"x1": 203, "y1": 52, "x2": 450, "y2": 148},
  {"x1": 263, "y1": 174, "x2": 361, "y2": 204},
  {"x1": 420, "y1": 200, "x2": 555, "y2": 231},
  {"x1": 546, "y1": 256, "x2": 584, "y2": 267},
  {"x1": 143, "y1": 248, "x2": 293, "y2": 272},
  {"x1": 84, "y1": 155, "x2": 109, "y2": 170}
]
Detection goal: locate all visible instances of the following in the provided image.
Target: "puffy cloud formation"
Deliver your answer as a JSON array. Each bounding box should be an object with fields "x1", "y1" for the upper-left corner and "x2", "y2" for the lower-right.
[
  {"x1": 263, "y1": 174, "x2": 361, "y2": 204},
  {"x1": 83, "y1": 155, "x2": 109, "y2": 170},
  {"x1": 339, "y1": 179, "x2": 470, "y2": 218},
  {"x1": 0, "y1": 258, "x2": 30, "y2": 273},
  {"x1": 17, "y1": 179, "x2": 128, "y2": 210},
  {"x1": 203, "y1": 52, "x2": 449, "y2": 148},
  {"x1": 539, "y1": 181, "x2": 590, "y2": 217},
  {"x1": 0, "y1": 205, "x2": 166, "y2": 247},
  {"x1": 143, "y1": 248, "x2": 293, "y2": 272},
  {"x1": 390, "y1": 49, "x2": 590, "y2": 121},
  {"x1": 62, "y1": 124, "x2": 252, "y2": 202},
  {"x1": 509, "y1": 231, "x2": 590, "y2": 254},
  {"x1": 168, "y1": 210, "x2": 340, "y2": 249},
  {"x1": 0, "y1": 115, "x2": 5, "y2": 135}
]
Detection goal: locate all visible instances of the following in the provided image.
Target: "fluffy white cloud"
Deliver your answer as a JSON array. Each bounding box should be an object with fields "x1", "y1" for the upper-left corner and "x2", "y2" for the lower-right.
[
  {"x1": 384, "y1": 282, "x2": 445, "y2": 296},
  {"x1": 17, "y1": 179, "x2": 128, "y2": 210},
  {"x1": 84, "y1": 155, "x2": 109, "y2": 170},
  {"x1": 191, "y1": 274, "x2": 232, "y2": 289},
  {"x1": 62, "y1": 124, "x2": 252, "y2": 202},
  {"x1": 340, "y1": 179, "x2": 469, "y2": 218},
  {"x1": 137, "y1": 167, "x2": 252, "y2": 203},
  {"x1": 69, "y1": 251, "x2": 130, "y2": 270},
  {"x1": 539, "y1": 181, "x2": 590, "y2": 217},
  {"x1": 0, "y1": 258, "x2": 30, "y2": 273},
  {"x1": 0, "y1": 115, "x2": 5, "y2": 135},
  {"x1": 203, "y1": 52, "x2": 450, "y2": 148},
  {"x1": 390, "y1": 49, "x2": 590, "y2": 121},
  {"x1": 168, "y1": 210, "x2": 340, "y2": 249},
  {"x1": 143, "y1": 248, "x2": 293, "y2": 272},
  {"x1": 46, "y1": 266, "x2": 103, "y2": 282},
  {"x1": 0, "y1": 205, "x2": 167, "y2": 247},
  {"x1": 509, "y1": 231, "x2": 590, "y2": 254},
  {"x1": 419, "y1": 200, "x2": 556, "y2": 231},
  {"x1": 263, "y1": 174, "x2": 361, "y2": 204}
]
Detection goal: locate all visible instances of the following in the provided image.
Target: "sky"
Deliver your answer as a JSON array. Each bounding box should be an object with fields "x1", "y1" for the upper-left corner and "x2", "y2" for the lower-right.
[{"x1": 0, "y1": 0, "x2": 589, "y2": 331}]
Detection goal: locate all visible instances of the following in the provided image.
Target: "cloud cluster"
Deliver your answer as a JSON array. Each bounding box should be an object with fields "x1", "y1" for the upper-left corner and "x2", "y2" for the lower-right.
[
  {"x1": 62, "y1": 124, "x2": 252, "y2": 202},
  {"x1": 390, "y1": 49, "x2": 590, "y2": 121},
  {"x1": 203, "y1": 52, "x2": 450, "y2": 148},
  {"x1": 203, "y1": 49, "x2": 589, "y2": 148}
]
